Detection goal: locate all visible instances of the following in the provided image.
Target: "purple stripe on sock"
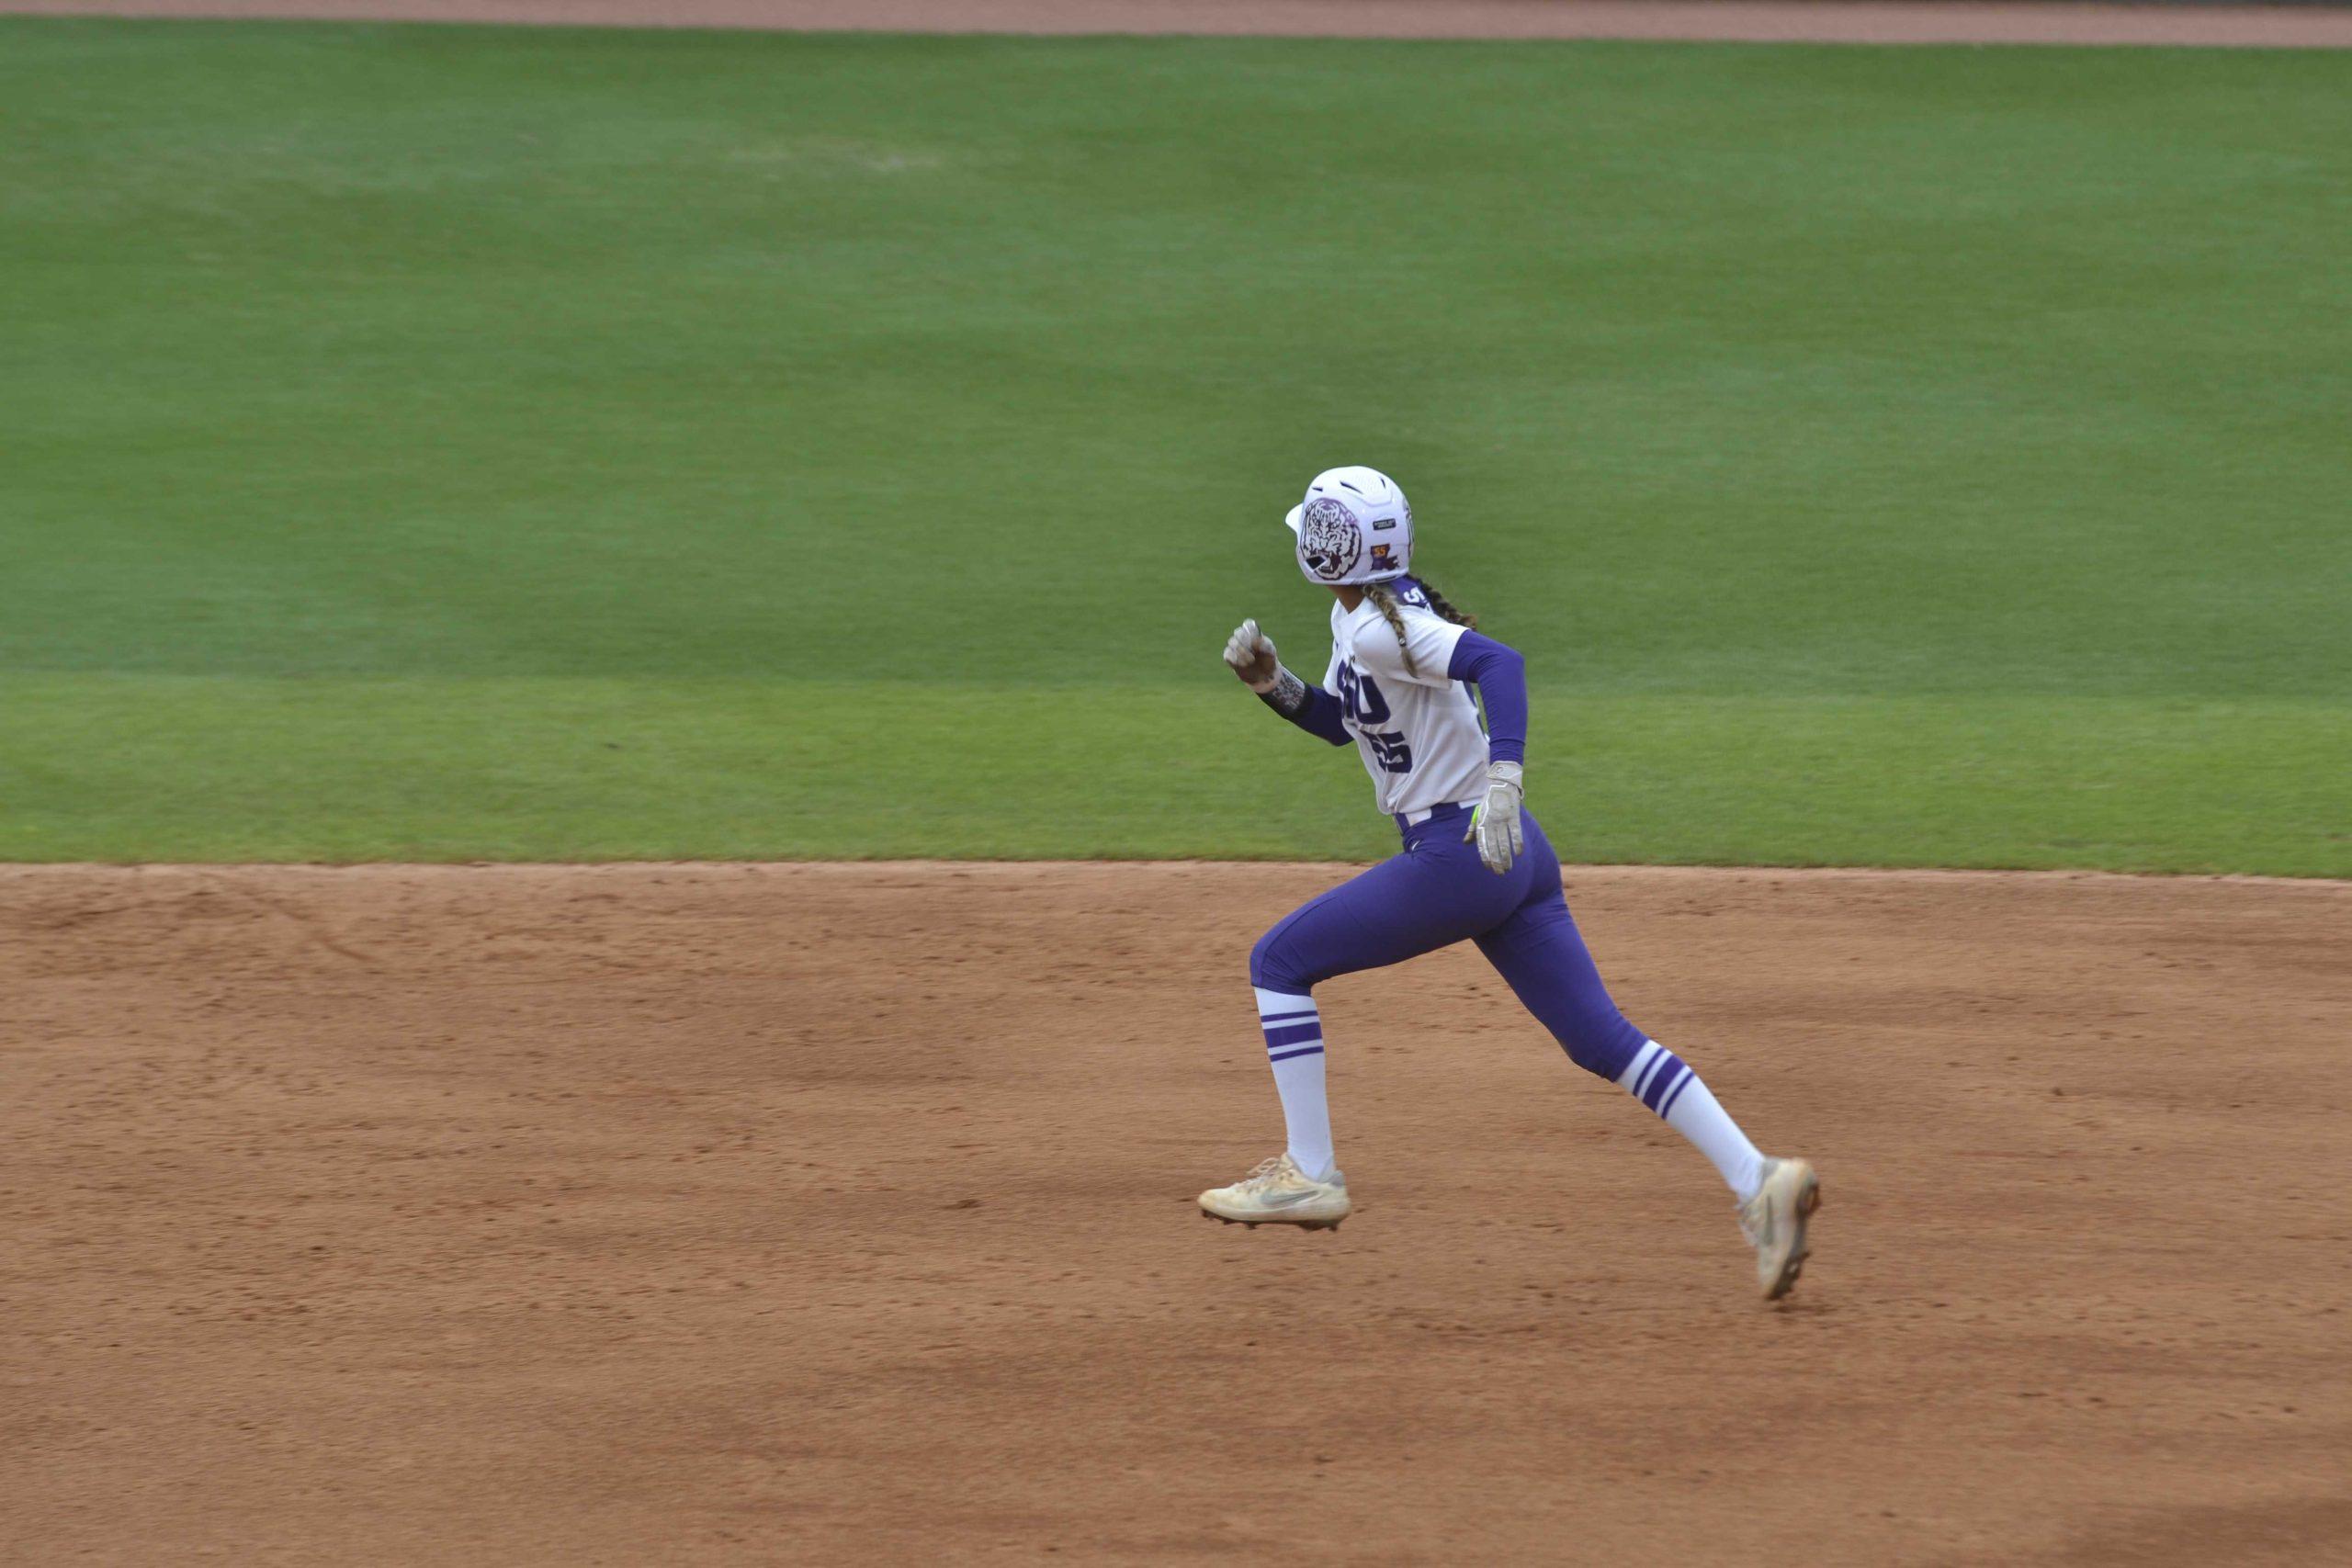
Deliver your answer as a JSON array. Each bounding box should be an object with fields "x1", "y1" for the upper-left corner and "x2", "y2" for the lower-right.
[
  {"x1": 1261, "y1": 1021, "x2": 1324, "y2": 1049},
  {"x1": 1633, "y1": 1048, "x2": 1668, "y2": 1100},
  {"x1": 1267, "y1": 1045, "x2": 1325, "y2": 1064},
  {"x1": 1258, "y1": 1009, "x2": 1318, "y2": 1025},
  {"x1": 1657, "y1": 1067, "x2": 1697, "y2": 1121},
  {"x1": 1643, "y1": 1058, "x2": 1689, "y2": 1113}
]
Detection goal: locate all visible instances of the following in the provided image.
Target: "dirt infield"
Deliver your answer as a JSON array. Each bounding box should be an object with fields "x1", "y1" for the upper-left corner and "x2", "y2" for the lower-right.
[
  {"x1": 13, "y1": 0, "x2": 2352, "y2": 48},
  {"x1": 6, "y1": 861, "x2": 2348, "y2": 1563}
]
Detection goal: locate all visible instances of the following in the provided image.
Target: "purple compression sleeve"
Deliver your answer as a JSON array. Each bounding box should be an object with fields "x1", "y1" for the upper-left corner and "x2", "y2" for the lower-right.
[
  {"x1": 1257, "y1": 670, "x2": 1351, "y2": 746},
  {"x1": 1285, "y1": 683, "x2": 1351, "y2": 746},
  {"x1": 1445, "y1": 629, "x2": 1528, "y2": 765}
]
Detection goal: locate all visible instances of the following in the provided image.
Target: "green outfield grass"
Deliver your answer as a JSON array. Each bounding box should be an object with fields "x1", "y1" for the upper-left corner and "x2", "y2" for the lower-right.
[{"x1": 4, "y1": 20, "x2": 2346, "y2": 872}]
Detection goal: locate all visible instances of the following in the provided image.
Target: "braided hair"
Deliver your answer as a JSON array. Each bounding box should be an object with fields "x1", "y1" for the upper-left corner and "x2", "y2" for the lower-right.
[{"x1": 1361, "y1": 575, "x2": 1477, "y2": 678}]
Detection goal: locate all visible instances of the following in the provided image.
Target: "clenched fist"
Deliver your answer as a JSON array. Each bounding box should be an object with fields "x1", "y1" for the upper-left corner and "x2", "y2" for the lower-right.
[{"x1": 1223, "y1": 619, "x2": 1281, "y2": 693}]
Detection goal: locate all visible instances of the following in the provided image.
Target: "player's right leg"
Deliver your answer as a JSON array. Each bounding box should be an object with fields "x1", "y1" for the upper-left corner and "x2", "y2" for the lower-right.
[{"x1": 1474, "y1": 814, "x2": 1818, "y2": 1298}]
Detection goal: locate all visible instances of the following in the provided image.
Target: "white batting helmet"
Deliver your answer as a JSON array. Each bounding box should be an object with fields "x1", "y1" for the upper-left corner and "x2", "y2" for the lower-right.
[{"x1": 1283, "y1": 466, "x2": 1412, "y2": 586}]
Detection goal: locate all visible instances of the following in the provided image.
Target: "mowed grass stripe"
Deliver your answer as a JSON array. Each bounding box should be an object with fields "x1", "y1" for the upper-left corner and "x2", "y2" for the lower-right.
[{"x1": 3, "y1": 22, "x2": 2346, "y2": 867}]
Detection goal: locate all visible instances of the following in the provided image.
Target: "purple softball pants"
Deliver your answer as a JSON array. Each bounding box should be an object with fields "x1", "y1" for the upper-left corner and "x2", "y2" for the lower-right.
[{"x1": 1248, "y1": 805, "x2": 1649, "y2": 1083}]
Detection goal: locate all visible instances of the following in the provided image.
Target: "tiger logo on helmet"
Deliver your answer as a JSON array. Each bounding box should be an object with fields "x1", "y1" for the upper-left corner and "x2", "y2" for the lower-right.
[{"x1": 1296, "y1": 498, "x2": 1363, "y2": 581}]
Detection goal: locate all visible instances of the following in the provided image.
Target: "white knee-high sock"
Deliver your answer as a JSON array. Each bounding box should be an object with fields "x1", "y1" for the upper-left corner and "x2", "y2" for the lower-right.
[
  {"x1": 1618, "y1": 1040, "x2": 1765, "y2": 1201},
  {"x1": 1255, "y1": 987, "x2": 1334, "y2": 1181}
]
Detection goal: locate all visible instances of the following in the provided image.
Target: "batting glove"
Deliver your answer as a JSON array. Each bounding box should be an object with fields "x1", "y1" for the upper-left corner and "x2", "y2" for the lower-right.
[
  {"x1": 1223, "y1": 618, "x2": 1281, "y2": 693},
  {"x1": 1465, "y1": 761, "x2": 1525, "y2": 874}
]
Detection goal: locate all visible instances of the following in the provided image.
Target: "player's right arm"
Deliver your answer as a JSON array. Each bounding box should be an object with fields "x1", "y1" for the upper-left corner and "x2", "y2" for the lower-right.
[{"x1": 1222, "y1": 619, "x2": 1351, "y2": 746}]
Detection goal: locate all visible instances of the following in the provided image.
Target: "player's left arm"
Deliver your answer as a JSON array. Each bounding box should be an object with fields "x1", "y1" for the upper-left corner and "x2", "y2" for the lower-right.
[{"x1": 1448, "y1": 630, "x2": 1528, "y2": 874}]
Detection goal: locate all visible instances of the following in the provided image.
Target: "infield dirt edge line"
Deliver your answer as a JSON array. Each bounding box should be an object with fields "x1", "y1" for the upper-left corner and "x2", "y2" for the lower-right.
[{"x1": 1, "y1": 860, "x2": 2345, "y2": 890}]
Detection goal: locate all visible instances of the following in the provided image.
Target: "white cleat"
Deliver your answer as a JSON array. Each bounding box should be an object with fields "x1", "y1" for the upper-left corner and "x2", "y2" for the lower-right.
[
  {"x1": 1198, "y1": 1154, "x2": 1351, "y2": 1231},
  {"x1": 1737, "y1": 1156, "x2": 1820, "y2": 1301}
]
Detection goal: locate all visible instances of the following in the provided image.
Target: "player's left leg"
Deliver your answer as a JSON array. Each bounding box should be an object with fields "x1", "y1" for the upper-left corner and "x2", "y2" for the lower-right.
[
  {"x1": 1474, "y1": 814, "x2": 1818, "y2": 1297},
  {"x1": 1201, "y1": 818, "x2": 1532, "y2": 1228}
]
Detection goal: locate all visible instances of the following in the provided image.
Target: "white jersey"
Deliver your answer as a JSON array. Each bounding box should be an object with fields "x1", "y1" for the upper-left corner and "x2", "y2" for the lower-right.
[{"x1": 1323, "y1": 581, "x2": 1490, "y2": 818}]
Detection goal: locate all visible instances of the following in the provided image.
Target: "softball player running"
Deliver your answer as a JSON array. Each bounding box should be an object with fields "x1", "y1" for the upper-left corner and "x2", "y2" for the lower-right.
[{"x1": 1202, "y1": 466, "x2": 1819, "y2": 1299}]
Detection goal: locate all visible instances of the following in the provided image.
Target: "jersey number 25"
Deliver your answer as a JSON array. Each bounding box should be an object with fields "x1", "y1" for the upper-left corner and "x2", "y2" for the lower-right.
[{"x1": 1337, "y1": 662, "x2": 1414, "y2": 774}]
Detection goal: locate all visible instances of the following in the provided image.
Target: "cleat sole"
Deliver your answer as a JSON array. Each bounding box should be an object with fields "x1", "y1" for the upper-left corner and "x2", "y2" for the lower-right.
[
  {"x1": 1763, "y1": 1173, "x2": 1822, "y2": 1302},
  {"x1": 1197, "y1": 1206, "x2": 1351, "y2": 1232}
]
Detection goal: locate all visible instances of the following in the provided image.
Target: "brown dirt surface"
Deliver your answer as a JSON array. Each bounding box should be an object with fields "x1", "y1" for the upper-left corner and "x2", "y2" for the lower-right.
[
  {"x1": 12, "y1": 0, "x2": 2352, "y2": 48},
  {"x1": 6, "y1": 861, "x2": 2349, "y2": 1563}
]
